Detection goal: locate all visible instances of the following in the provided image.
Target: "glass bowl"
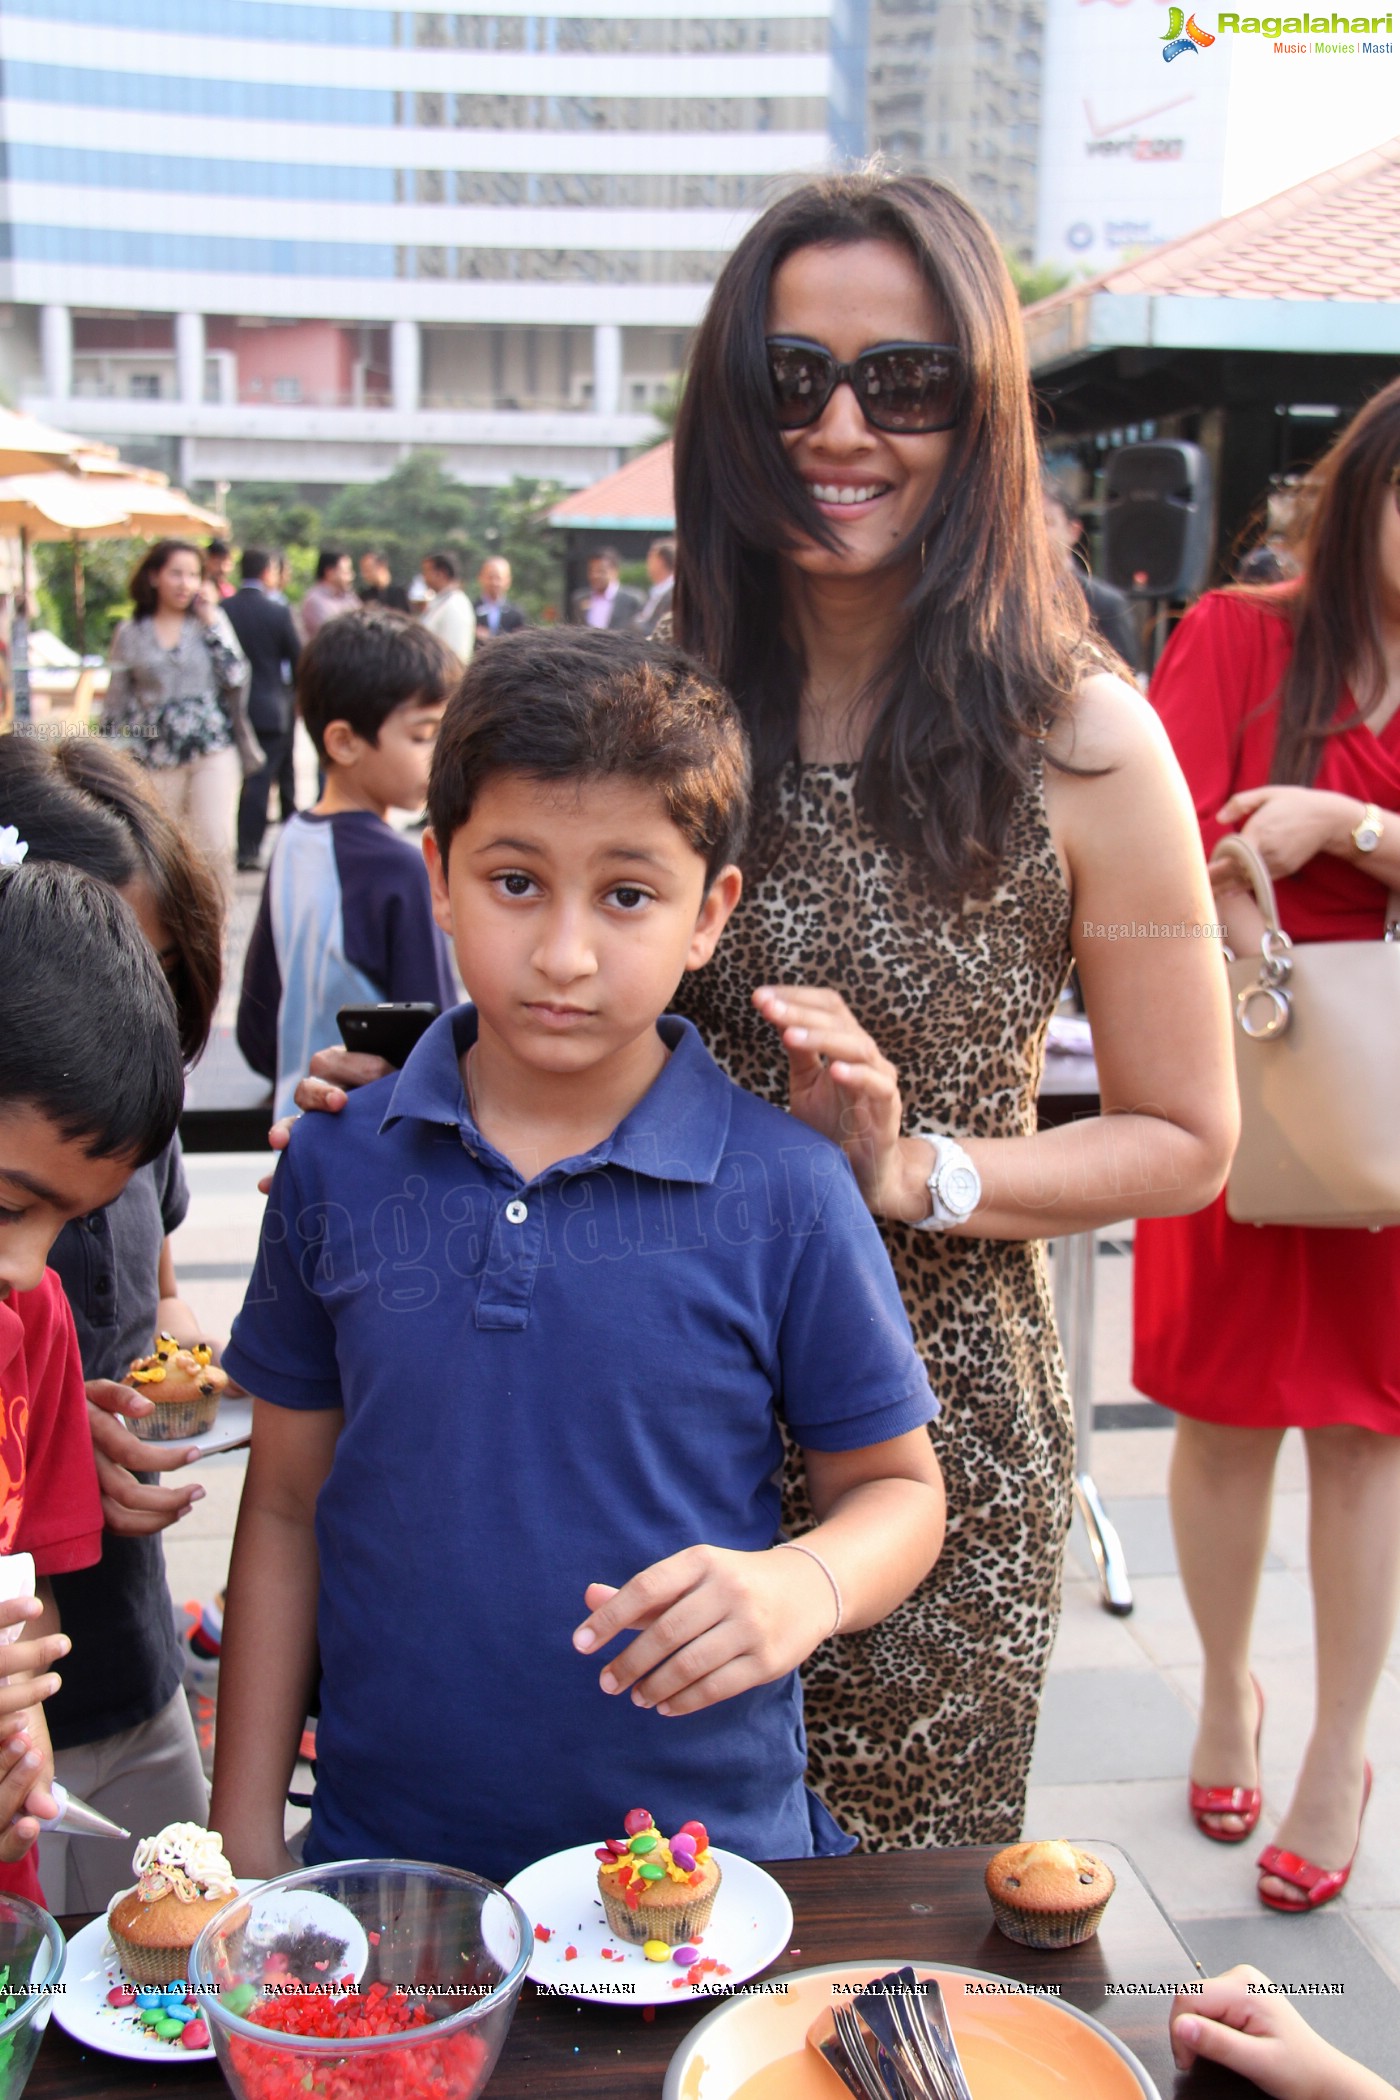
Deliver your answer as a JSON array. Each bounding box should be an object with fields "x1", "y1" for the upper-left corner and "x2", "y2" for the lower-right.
[
  {"x1": 0, "y1": 1893, "x2": 65, "y2": 2100},
  {"x1": 190, "y1": 1860, "x2": 531, "y2": 2100}
]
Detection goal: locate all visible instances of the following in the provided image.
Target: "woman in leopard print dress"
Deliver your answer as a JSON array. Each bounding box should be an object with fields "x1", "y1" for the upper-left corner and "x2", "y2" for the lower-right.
[{"x1": 667, "y1": 171, "x2": 1238, "y2": 1847}]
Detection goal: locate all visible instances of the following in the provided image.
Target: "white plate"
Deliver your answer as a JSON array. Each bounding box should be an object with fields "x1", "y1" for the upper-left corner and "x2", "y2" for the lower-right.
[
  {"x1": 54, "y1": 1881, "x2": 261, "y2": 2064},
  {"x1": 504, "y1": 1844, "x2": 793, "y2": 2007},
  {"x1": 123, "y1": 1398, "x2": 253, "y2": 1459}
]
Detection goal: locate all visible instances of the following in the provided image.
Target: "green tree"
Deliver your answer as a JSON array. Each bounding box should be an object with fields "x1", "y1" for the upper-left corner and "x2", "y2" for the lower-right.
[
  {"x1": 322, "y1": 453, "x2": 566, "y2": 621},
  {"x1": 1006, "y1": 254, "x2": 1072, "y2": 307},
  {"x1": 34, "y1": 538, "x2": 142, "y2": 653},
  {"x1": 222, "y1": 483, "x2": 323, "y2": 556}
]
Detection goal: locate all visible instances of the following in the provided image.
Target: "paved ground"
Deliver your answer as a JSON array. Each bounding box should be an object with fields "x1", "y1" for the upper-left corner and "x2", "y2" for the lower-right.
[{"x1": 161, "y1": 833, "x2": 1400, "y2": 2080}]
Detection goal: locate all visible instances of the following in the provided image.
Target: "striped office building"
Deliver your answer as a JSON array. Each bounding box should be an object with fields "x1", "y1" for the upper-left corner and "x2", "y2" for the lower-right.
[{"x1": 0, "y1": 0, "x2": 865, "y2": 487}]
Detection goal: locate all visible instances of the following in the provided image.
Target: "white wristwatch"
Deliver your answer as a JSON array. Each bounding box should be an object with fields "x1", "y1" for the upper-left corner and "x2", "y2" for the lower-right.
[
  {"x1": 910, "y1": 1134, "x2": 982, "y2": 1231},
  {"x1": 1352, "y1": 803, "x2": 1384, "y2": 854}
]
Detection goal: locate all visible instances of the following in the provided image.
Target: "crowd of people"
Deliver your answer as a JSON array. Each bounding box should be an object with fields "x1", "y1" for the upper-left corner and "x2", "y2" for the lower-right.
[
  {"x1": 1, "y1": 165, "x2": 1398, "y2": 2094},
  {"x1": 95, "y1": 530, "x2": 683, "y2": 886}
]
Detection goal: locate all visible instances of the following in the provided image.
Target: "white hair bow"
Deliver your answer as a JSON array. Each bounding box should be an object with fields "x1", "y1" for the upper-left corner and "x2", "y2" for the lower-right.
[{"x1": 0, "y1": 827, "x2": 28, "y2": 869}]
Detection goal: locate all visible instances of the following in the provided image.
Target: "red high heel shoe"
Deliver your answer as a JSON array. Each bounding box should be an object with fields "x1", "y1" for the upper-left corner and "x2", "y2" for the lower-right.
[
  {"x1": 1256, "y1": 1762, "x2": 1373, "y2": 1912},
  {"x1": 1189, "y1": 1676, "x2": 1265, "y2": 1843}
]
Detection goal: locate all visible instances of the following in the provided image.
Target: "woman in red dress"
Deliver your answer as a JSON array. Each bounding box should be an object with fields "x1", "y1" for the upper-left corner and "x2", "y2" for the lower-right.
[{"x1": 1134, "y1": 379, "x2": 1400, "y2": 1912}]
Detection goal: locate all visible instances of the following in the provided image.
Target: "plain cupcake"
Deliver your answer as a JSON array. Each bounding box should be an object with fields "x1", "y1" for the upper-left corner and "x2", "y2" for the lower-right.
[{"x1": 984, "y1": 1839, "x2": 1115, "y2": 1950}]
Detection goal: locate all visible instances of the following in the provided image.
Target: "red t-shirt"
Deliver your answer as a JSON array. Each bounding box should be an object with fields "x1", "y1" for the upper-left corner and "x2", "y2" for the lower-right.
[{"x1": 0, "y1": 1269, "x2": 103, "y2": 1905}]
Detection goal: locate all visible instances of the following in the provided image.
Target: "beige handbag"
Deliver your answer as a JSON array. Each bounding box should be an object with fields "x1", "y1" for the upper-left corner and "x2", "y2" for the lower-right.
[{"x1": 1219, "y1": 834, "x2": 1400, "y2": 1228}]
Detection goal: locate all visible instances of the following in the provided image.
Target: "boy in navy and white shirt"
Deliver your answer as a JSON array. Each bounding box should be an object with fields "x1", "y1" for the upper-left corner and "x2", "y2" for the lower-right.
[
  {"x1": 237, "y1": 607, "x2": 458, "y2": 1118},
  {"x1": 215, "y1": 630, "x2": 945, "y2": 1887}
]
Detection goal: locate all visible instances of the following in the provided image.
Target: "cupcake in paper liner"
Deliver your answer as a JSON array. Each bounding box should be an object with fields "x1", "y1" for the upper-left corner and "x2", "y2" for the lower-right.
[
  {"x1": 984, "y1": 1839, "x2": 1115, "y2": 1949},
  {"x1": 124, "y1": 1335, "x2": 227, "y2": 1441},
  {"x1": 108, "y1": 1822, "x2": 243, "y2": 1986},
  {"x1": 596, "y1": 1810, "x2": 722, "y2": 1946}
]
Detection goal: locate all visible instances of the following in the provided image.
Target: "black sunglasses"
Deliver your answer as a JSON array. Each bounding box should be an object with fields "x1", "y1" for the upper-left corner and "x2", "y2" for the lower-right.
[{"x1": 766, "y1": 336, "x2": 963, "y2": 435}]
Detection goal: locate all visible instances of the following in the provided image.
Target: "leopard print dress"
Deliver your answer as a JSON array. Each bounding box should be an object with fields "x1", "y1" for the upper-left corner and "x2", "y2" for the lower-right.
[{"x1": 672, "y1": 758, "x2": 1075, "y2": 1849}]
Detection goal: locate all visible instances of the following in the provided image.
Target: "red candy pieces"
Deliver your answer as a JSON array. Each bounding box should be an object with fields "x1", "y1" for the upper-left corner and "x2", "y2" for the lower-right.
[
  {"x1": 622, "y1": 1808, "x2": 653, "y2": 1837},
  {"x1": 533, "y1": 1924, "x2": 553, "y2": 1942},
  {"x1": 228, "y1": 1986, "x2": 488, "y2": 2100},
  {"x1": 679, "y1": 1821, "x2": 708, "y2": 1852},
  {"x1": 564, "y1": 1946, "x2": 578, "y2": 1962}
]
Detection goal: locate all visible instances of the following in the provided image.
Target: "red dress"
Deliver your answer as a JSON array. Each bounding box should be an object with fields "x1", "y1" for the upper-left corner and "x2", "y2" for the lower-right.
[
  {"x1": 1133, "y1": 590, "x2": 1400, "y2": 1435},
  {"x1": 0, "y1": 1269, "x2": 104, "y2": 1904}
]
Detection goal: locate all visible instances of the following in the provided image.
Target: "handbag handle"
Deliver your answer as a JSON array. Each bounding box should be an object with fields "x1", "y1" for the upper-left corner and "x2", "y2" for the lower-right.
[{"x1": 1214, "y1": 835, "x2": 1295, "y2": 1041}]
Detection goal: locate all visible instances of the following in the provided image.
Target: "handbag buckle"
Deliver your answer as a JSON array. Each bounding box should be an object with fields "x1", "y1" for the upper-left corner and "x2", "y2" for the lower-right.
[{"x1": 1236, "y1": 981, "x2": 1291, "y2": 1039}]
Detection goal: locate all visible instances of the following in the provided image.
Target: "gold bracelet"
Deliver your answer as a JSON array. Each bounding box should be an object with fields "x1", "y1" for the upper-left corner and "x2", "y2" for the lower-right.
[{"x1": 776, "y1": 1539, "x2": 844, "y2": 1637}]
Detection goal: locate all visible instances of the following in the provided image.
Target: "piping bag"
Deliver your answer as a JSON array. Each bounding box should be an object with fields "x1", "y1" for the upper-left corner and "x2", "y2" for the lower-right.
[{"x1": 35, "y1": 1783, "x2": 130, "y2": 1841}]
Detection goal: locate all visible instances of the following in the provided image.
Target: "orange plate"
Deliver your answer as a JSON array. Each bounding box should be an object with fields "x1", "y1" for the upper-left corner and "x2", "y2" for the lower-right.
[{"x1": 663, "y1": 1962, "x2": 1157, "y2": 2100}]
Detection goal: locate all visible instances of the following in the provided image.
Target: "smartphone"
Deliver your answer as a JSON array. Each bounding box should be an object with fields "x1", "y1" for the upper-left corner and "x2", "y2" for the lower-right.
[{"x1": 337, "y1": 1002, "x2": 439, "y2": 1068}]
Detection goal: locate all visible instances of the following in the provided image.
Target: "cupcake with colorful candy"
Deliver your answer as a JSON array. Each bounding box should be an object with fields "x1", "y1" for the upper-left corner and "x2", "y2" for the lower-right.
[
  {"x1": 107, "y1": 1823, "x2": 242, "y2": 1987},
  {"x1": 123, "y1": 1332, "x2": 227, "y2": 1441},
  {"x1": 595, "y1": 1809, "x2": 721, "y2": 1947}
]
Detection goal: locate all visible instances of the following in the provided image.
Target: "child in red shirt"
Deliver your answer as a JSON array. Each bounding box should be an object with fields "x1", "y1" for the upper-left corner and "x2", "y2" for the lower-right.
[{"x1": 0, "y1": 856, "x2": 185, "y2": 1901}]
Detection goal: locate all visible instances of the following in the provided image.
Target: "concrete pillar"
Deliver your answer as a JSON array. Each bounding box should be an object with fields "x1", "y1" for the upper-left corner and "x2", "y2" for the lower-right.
[
  {"x1": 391, "y1": 318, "x2": 421, "y2": 414},
  {"x1": 592, "y1": 323, "x2": 622, "y2": 415},
  {"x1": 40, "y1": 304, "x2": 72, "y2": 402},
  {"x1": 175, "y1": 311, "x2": 206, "y2": 405}
]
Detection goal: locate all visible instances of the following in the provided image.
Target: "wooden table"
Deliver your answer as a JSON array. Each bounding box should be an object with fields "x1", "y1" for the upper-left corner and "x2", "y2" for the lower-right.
[{"x1": 37, "y1": 1845, "x2": 1251, "y2": 2097}]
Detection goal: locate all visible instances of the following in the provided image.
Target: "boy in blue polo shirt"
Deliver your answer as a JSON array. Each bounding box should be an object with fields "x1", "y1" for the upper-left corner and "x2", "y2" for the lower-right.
[{"x1": 214, "y1": 631, "x2": 944, "y2": 1886}]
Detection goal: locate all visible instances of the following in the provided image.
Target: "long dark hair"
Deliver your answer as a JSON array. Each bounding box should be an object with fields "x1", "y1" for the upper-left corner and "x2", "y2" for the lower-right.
[
  {"x1": 129, "y1": 538, "x2": 202, "y2": 619},
  {"x1": 673, "y1": 168, "x2": 1092, "y2": 896},
  {"x1": 1251, "y1": 376, "x2": 1400, "y2": 785},
  {"x1": 0, "y1": 735, "x2": 224, "y2": 1064}
]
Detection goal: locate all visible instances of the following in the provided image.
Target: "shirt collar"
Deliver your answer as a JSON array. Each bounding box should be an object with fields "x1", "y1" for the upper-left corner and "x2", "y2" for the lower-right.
[{"x1": 380, "y1": 1004, "x2": 731, "y2": 1186}]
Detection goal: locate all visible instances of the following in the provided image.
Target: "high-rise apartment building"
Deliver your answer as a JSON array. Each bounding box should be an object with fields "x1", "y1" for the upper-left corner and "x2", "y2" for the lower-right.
[
  {"x1": 865, "y1": 0, "x2": 1042, "y2": 258},
  {"x1": 0, "y1": 0, "x2": 859, "y2": 489}
]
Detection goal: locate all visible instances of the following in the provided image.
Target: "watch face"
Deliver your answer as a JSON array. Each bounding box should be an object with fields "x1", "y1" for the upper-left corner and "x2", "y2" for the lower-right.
[
  {"x1": 1356, "y1": 823, "x2": 1381, "y2": 852},
  {"x1": 939, "y1": 1162, "x2": 981, "y2": 1217}
]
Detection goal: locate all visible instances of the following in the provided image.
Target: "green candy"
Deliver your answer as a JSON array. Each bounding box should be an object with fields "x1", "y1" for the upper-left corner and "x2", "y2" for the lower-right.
[
  {"x1": 139, "y1": 2007, "x2": 167, "y2": 2027},
  {"x1": 223, "y1": 1983, "x2": 258, "y2": 2017},
  {"x1": 156, "y1": 2017, "x2": 186, "y2": 2041},
  {"x1": 638, "y1": 1861, "x2": 665, "y2": 1881},
  {"x1": 628, "y1": 1832, "x2": 658, "y2": 1855}
]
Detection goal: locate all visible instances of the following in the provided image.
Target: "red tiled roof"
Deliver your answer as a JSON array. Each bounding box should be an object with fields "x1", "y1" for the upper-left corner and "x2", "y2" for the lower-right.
[
  {"x1": 1029, "y1": 133, "x2": 1400, "y2": 309},
  {"x1": 549, "y1": 441, "x2": 675, "y2": 529}
]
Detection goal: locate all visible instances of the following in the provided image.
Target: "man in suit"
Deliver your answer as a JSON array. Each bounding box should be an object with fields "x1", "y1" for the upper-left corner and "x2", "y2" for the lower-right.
[
  {"x1": 632, "y1": 537, "x2": 675, "y2": 636},
  {"x1": 474, "y1": 556, "x2": 526, "y2": 639},
  {"x1": 226, "y1": 546, "x2": 302, "y2": 870},
  {"x1": 570, "y1": 548, "x2": 643, "y2": 630}
]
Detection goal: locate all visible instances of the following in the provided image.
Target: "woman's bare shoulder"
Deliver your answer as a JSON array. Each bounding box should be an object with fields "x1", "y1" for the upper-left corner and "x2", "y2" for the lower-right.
[{"x1": 1045, "y1": 669, "x2": 1167, "y2": 776}]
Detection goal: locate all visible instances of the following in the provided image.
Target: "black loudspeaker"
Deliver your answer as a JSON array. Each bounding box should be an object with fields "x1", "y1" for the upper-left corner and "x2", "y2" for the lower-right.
[{"x1": 1102, "y1": 441, "x2": 1213, "y2": 598}]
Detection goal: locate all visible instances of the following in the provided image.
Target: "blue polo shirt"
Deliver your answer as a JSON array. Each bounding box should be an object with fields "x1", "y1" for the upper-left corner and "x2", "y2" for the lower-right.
[{"x1": 225, "y1": 1007, "x2": 936, "y2": 1884}]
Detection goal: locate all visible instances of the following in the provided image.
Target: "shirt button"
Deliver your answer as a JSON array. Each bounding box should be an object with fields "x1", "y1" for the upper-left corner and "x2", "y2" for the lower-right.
[{"x1": 504, "y1": 1198, "x2": 529, "y2": 1225}]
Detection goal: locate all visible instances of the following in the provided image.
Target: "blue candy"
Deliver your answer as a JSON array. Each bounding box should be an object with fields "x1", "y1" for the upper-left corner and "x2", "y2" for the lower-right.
[{"x1": 134, "y1": 1991, "x2": 165, "y2": 2008}]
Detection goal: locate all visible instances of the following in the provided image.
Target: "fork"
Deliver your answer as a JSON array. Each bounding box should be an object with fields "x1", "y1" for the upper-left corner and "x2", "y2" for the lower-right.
[
  {"x1": 891, "y1": 1979, "x2": 973, "y2": 2100},
  {"x1": 833, "y1": 1996, "x2": 902, "y2": 2100}
]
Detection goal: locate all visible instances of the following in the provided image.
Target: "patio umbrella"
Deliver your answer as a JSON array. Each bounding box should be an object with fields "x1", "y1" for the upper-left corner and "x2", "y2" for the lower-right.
[
  {"x1": 73, "y1": 474, "x2": 227, "y2": 539},
  {"x1": 0, "y1": 475, "x2": 135, "y2": 709},
  {"x1": 0, "y1": 466, "x2": 228, "y2": 707},
  {"x1": 0, "y1": 407, "x2": 101, "y2": 477}
]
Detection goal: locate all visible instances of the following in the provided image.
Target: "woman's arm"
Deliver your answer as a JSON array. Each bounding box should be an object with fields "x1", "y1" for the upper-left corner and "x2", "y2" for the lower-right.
[
  {"x1": 755, "y1": 673, "x2": 1238, "y2": 1239},
  {"x1": 1212, "y1": 783, "x2": 1400, "y2": 891}
]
